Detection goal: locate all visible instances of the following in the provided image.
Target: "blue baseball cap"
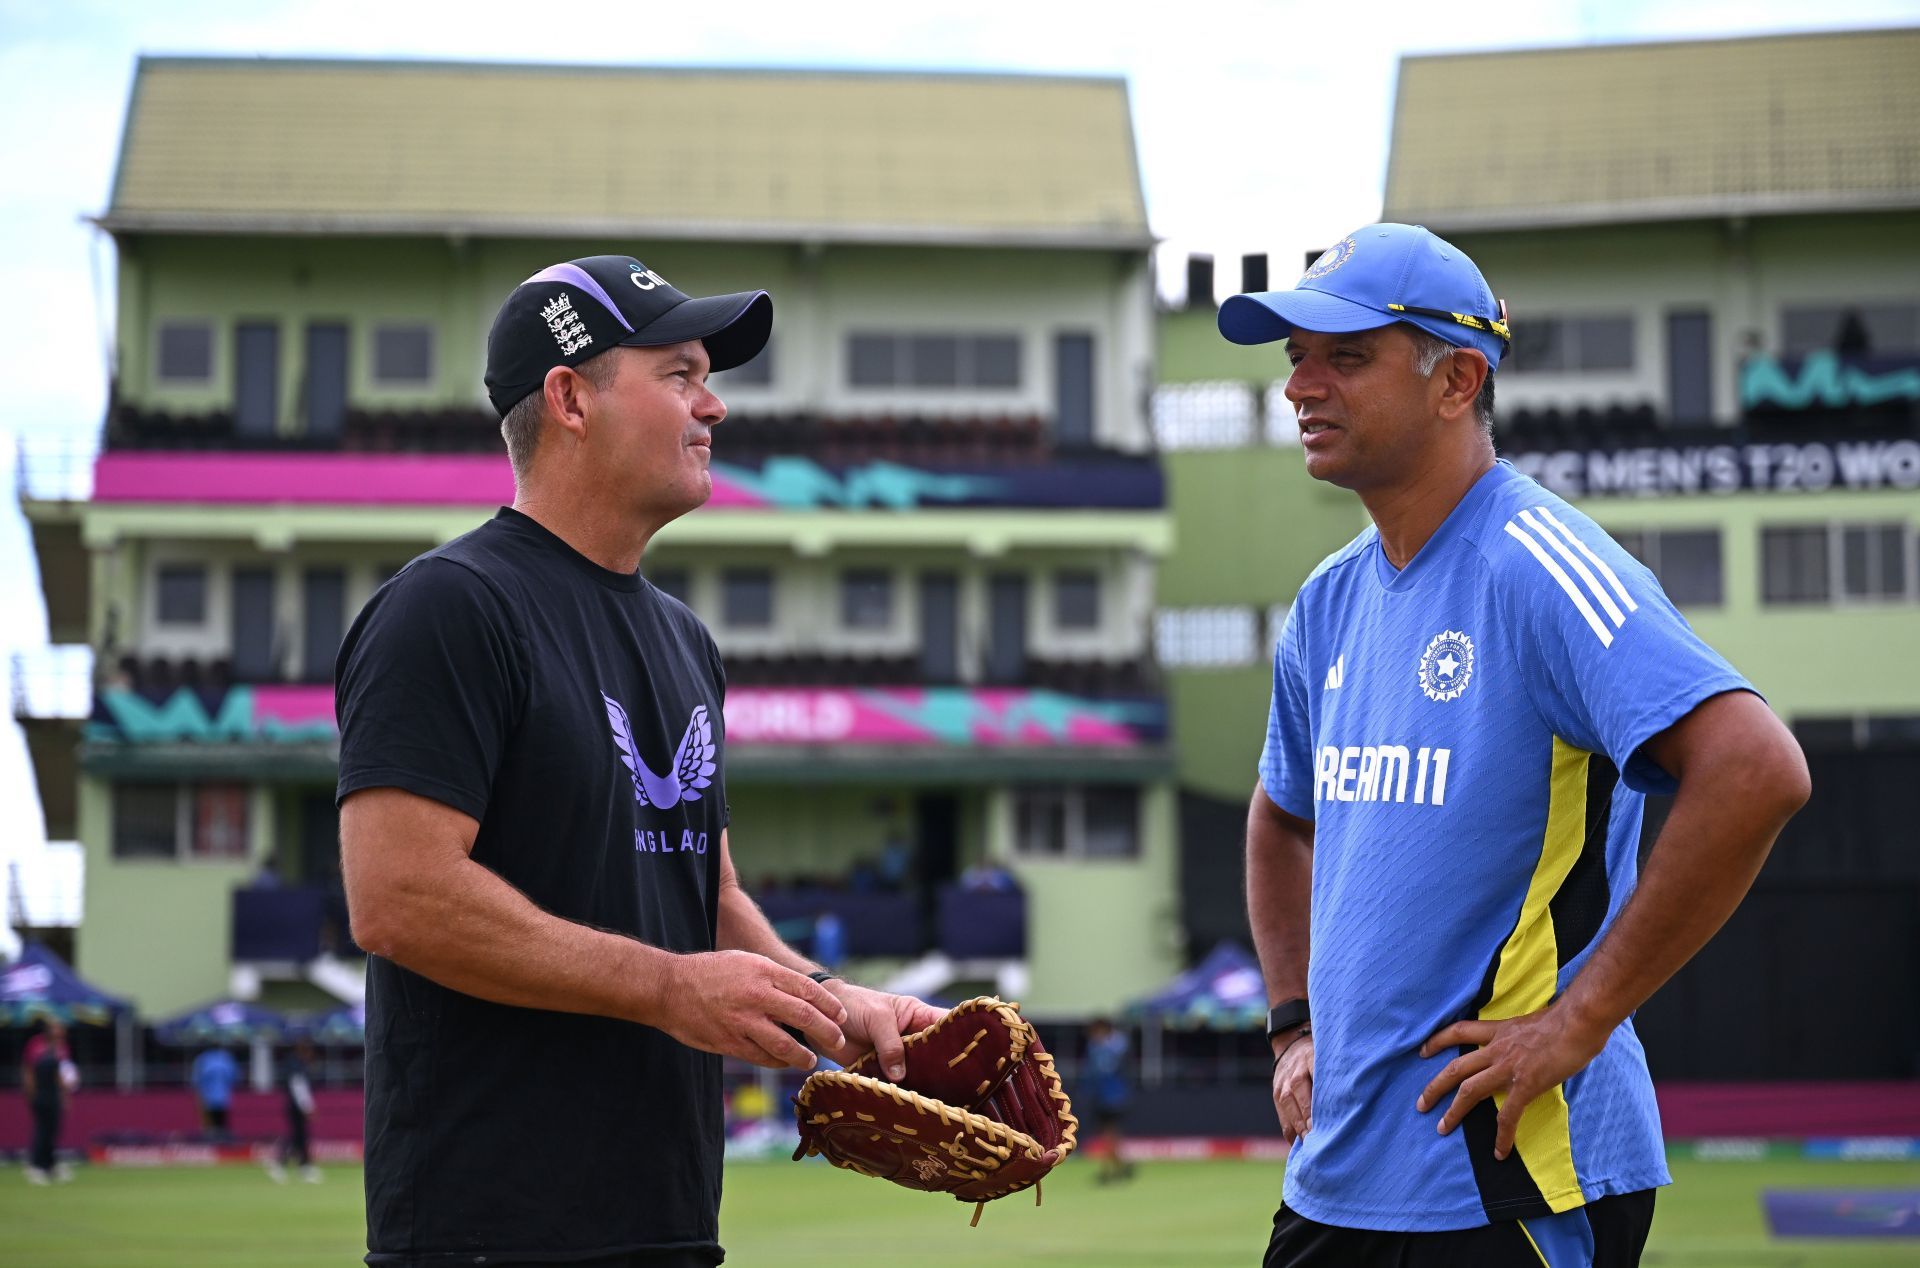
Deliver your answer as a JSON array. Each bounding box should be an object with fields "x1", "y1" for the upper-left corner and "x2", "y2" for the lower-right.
[{"x1": 1218, "y1": 223, "x2": 1508, "y2": 370}]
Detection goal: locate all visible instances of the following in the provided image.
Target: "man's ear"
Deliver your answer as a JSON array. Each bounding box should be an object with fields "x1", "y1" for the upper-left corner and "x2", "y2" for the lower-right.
[
  {"x1": 1435, "y1": 348, "x2": 1489, "y2": 424},
  {"x1": 542, "y1": 364, "x2": 593, "y2": 444}
]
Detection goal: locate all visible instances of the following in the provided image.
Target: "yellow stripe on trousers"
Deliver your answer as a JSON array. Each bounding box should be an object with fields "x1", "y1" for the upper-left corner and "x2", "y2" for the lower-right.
[{"x1": 1476, "y1": 736, "x2": 1588, "y2": 1213}]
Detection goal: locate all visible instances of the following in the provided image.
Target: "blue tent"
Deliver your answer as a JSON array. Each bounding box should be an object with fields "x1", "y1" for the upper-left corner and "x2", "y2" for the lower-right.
[
  {"x1": 298, "y1": 1001, "x2": 365, "y2": 1045},
  {"x1": 1125, "y1": 941, "x2": 1268, "y2": 1029},
  {"x1": 0, "y1": 942, "x2": 132, "y2": 1026},
  {"x1": 153, "y1": 998, "x2": 293, "y2": 1046}
]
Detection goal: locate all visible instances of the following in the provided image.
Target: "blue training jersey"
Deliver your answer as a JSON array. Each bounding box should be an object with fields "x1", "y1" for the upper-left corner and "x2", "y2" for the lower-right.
[{"x1": 1260, "y1": 461, "x2": 1753, "y2": 1232}]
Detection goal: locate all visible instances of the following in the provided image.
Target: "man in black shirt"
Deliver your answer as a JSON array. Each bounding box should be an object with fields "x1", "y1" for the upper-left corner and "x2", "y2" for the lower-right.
[{"x1": 337, "y1": 256, "x2": 941, "y2": 1267}]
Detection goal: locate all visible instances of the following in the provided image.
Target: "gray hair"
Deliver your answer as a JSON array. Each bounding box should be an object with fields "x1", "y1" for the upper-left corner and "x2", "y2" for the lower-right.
[
  {"x1": 499, "y1": 353, "x2": 621, "y2": 485},
  {"x1": 1405, "y1": 327, "x2": 1495, "y2": 435}
]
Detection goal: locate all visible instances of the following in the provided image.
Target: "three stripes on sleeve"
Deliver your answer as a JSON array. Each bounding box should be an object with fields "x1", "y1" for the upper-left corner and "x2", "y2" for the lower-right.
[{"x1": 1502, "y1": 507, "x2": 1639, "y2": 648}]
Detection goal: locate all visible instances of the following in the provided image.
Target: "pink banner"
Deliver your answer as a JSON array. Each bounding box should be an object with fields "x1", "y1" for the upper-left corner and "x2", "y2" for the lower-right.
[
  {"x1": 92, "y1": 452, "x2": 769, "y2": 507},
  {"x1": 721, "y1": 687, "x2": 1155, "y2": 747},
  {"x1": 250, "y1": 684, "x2": 336, "y2": 727},
  {"x1": 109, "y1": 684, "x2": 1158, "y2": 749}
]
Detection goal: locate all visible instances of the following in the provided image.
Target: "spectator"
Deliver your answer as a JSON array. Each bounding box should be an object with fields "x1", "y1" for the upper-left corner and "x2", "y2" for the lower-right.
[
  {"x1": 1084, "y1": 1018, "x2": 1135, "y2": 1186},
  {"x1": 266, "y1": 1037, "x2": 321, "y2": 1183},
  {"x1": 21, "y1": 1016, "x2": 78, "y2": 1185},
  {"x1": 191, "y1": 1045, "x2": 241, "y2": 1139},
  {"x1": 812, "y1": 911, "x2": 848, "y2": 972}
]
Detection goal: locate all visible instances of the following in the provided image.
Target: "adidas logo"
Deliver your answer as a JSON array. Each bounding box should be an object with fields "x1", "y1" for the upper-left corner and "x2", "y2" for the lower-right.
[{"x1": 1324, "y1": 654, "x2": 1346, "y2": 690}]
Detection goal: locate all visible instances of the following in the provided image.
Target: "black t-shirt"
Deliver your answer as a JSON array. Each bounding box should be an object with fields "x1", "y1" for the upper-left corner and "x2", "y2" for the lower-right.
[{"x1": 336, "y1": 508, "x2": 729, "y2": 1266}]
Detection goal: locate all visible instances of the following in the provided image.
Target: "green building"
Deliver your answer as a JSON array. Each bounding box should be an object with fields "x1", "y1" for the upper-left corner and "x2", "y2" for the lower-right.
[{"x1": 20, "y1": 58, "x2": 1177, "y2": 1019}]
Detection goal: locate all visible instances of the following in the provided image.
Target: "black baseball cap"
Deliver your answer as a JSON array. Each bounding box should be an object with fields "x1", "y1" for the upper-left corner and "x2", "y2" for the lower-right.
[{"x1": 484, "y1": 255, "x2": 773, "y2": 417}]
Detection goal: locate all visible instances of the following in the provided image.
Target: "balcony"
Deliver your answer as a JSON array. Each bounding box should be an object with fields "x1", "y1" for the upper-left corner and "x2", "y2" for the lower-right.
[
  {"x1": 88, "y1": 654, "x2": 1170, "y2": 784},
  {"x1": 107, "y1": 402, "x2": 1072, "y2": 466}
]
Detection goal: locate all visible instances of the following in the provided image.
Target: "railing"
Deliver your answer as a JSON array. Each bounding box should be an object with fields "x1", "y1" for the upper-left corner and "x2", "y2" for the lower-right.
[
  {"x1": 10, "y1": 646, "x2": 94, "y2": 720},
  {"x1": 13, "y1": 429, "x2": 98, "y2": 502},
  {"x1": 107, "y1": 650, "x2": 1163, "y2": 698},
  {"x1": 103, "y1": 404, "x2": 1084, "y2": 467},
  {"x1": 6, "y1": 844, "x2": 84, "y2": 928}
]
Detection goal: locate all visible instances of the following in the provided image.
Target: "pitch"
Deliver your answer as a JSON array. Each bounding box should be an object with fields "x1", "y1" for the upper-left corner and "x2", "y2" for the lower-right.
[{"x1": 1, "y1": 1157, "x2": 1916, "y2": 1266}]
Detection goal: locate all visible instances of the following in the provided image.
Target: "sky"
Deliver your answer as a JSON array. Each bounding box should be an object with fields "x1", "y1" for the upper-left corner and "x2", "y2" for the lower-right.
[{"x1": 0, "y1": 0, "x2": 1916, "y2": 863}]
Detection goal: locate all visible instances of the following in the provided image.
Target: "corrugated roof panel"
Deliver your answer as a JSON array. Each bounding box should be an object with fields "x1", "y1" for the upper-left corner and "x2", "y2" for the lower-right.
[
  {"x1": 1385, "y1": 28, "x2": 1920, "y2": 227},
  {"x1": 110, "y1": 61, "x2": 1150, "y2": 244}
]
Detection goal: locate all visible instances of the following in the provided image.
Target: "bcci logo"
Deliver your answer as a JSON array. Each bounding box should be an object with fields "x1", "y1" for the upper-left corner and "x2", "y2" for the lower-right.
[
  {"x1": 1302, "y1": 237, "x2": 1357, "y2": 282},
  {"x1": 1417, "y1": 630, "x2": 1474, "y2": 702}
]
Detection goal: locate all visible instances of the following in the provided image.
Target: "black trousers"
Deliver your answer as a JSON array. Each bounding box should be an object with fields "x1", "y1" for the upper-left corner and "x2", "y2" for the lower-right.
[
  {"x1": 280, "y1": 1111, "x2": 311, "y2": 1166},
  {"x1": 29, "y1": 1100, "x2": 61, "y2": 1171},
  {"x1": 1264, "y1": 1190, "x2": 1656, "y2": 1268}
]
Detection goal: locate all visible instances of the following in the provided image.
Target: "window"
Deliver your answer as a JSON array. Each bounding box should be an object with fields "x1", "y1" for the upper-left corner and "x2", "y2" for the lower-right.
[
  {"x1": 1081, "y1": 788, "x2": 1140, "y2": 858},
  {"x1": 112, "y1": 784, "x2": 178, "y2": 859},
  {"x1": 1015, "y1": 787, "x2": 1069, "y2": 857},
  {"x1": 1053, "y1": 571, "x2": 1101, "y2": 630},
  {"x1": 722, "y1": 568, "x2": 774, "y2": 628},
  {"x1": 1508, "y1": 315, "x2": 1635, "y2": 373},
  {"x1": 372, "y1": 325, "x2": 434, "y2": 385},
  {"x1": 848, "y1": 334, "x2": 897, "y2": 387},
  {"x1": 713, "y1": 335, "x2": 773, "y2": 388},
  {"x1": 156, "y1": 322, "x2": 214, "y2": 383},
  {"x1": 649, "y1": 567, "x2": 691, "y2": 607},
  {"x1": 1610, "y1": 529, "x2": 1723, "y2": 607},
  {"x1": 845, "y1": 333, "x2": 1024, "y2": 390},
  {"x1": 1841, "y1": 524, "x2": 1911, "y2": 601},
  {"x1": 840, "y1": 570, "x2": 893, "y2": 629},
  {"x1": 111, "y1": 783, "x2": 251, "y2": 861},
  {"x1": 156, "y1": 565, "x2": 208, "y2": 625},
  {"x1": 1153, "y1": 607, "x2": 1259, "y2": 668},
  {"x1": 973, "y1": 336, "x2": 1021, "y2": 388},
  {"x1": 1761, "y1": 526, "x2": 1831, "y2": 605},
  {"x1": 1781, "y1": 303, "x2": 1920, "y2": 357},
  {"x1": 1013, "y1": 786, "x2": 1140, "y2": 859},
  {"x1": 908, "y1": 336, "x2": 960, "y2": 388},
  {"x1": 1762, "y1": 523, "x2": 1915, "y2": 606},
  {"x1": 190, "y1": 785, "x2": 250, "y2": 860}
]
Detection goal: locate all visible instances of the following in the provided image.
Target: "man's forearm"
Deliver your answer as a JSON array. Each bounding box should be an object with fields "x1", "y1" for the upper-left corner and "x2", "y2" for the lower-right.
[
  {"x1": 1247, "y1": 788, "x2": 1314, "y2": 1014},
  {"x1": 358, "y1": 854, "x2": 674, "y2": 1025},
  {"x1": 1558, "y1": 743, "x2": 1803, "y2": 1039},
  {"x1": 716, "y1": 881, "x2": 816, "y2": 974}
]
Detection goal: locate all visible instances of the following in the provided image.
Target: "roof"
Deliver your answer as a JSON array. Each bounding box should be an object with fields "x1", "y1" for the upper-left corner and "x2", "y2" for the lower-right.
[
  {"x1": 1384, "y1": 27, "x2": 1920, "y2": 230},
  {"x1": 101, "y1": 58, "x2": 1151, "y2": 248}
]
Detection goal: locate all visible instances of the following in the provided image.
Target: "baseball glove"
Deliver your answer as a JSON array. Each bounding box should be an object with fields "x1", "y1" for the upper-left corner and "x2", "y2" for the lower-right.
[{"x1": 792, "y1": 996, "x2": 1078, "y2": 1224}]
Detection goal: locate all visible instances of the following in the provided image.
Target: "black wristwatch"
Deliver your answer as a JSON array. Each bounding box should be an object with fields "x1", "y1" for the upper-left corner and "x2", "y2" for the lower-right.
[{"x1": 1265, "y1": 998, "x2": 1310, "y2": 1040}]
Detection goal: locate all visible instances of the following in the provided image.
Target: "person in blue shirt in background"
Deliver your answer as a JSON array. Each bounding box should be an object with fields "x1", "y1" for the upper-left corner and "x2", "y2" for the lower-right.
[
  {"x1": 1220, "y1": 224, "x2": 1810, "y2": 1268},
  {"x1": 1083, "y1": 1017, "x2": 1135, "y2": 1186},
  {"x1": 191, "y1": 1045, "x2": 240, "y2": 1140}
]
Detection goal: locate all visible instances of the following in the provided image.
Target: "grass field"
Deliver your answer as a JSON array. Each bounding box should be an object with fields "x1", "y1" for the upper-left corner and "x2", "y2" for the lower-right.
[{"x1": 2, "y1": 1156, "x2": 1917, "y2": 1266}]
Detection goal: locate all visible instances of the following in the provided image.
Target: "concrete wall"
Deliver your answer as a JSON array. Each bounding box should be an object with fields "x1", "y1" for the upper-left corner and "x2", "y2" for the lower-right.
[
  {"x1": 989, "y1": 779, "x2": 1182, "y2": 1014},
  {"x1": 75, "y1": 775, "x2": 264, "y2": 1016}
]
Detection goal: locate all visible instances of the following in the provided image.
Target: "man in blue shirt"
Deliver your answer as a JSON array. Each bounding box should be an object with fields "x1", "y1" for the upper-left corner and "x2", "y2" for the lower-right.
[
  {"x1": 1220, "y1": 224, "x2": 1809, "y2": 1267},
  {"x1": 191, "y1": 1045, "x2": 240, "y2": 1139}
]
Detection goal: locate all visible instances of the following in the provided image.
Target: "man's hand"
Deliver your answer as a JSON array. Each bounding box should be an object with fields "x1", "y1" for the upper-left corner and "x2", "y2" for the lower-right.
[
  {"x1": 1415, "y1": 1003, "x2": 1608, "y2": 1159},
  {"x1": 817, "y1": 980, "x2": 944, "y2": 1081},
  {"x1": 1271, "y1": 1030, "x2": 1314, "y2": 1145},
  {"x1": 655, "y1": 950, "x2": 849, "y2": 1071}
]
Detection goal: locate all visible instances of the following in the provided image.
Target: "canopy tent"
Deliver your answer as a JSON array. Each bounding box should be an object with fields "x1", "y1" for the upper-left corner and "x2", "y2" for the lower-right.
[
  {"x1": 299, "y1": 1001, "x2": 365, "y2": 1045},
  {"x1": 153, "y1": 998, "x2": 293, "y2": 1046},
  {"x1": 0, "y1": 942, "x2": 133, "y2": 1026},
  {"x1": 1125, "y1": 941, "x2": 1268, "y2": 1029}
]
